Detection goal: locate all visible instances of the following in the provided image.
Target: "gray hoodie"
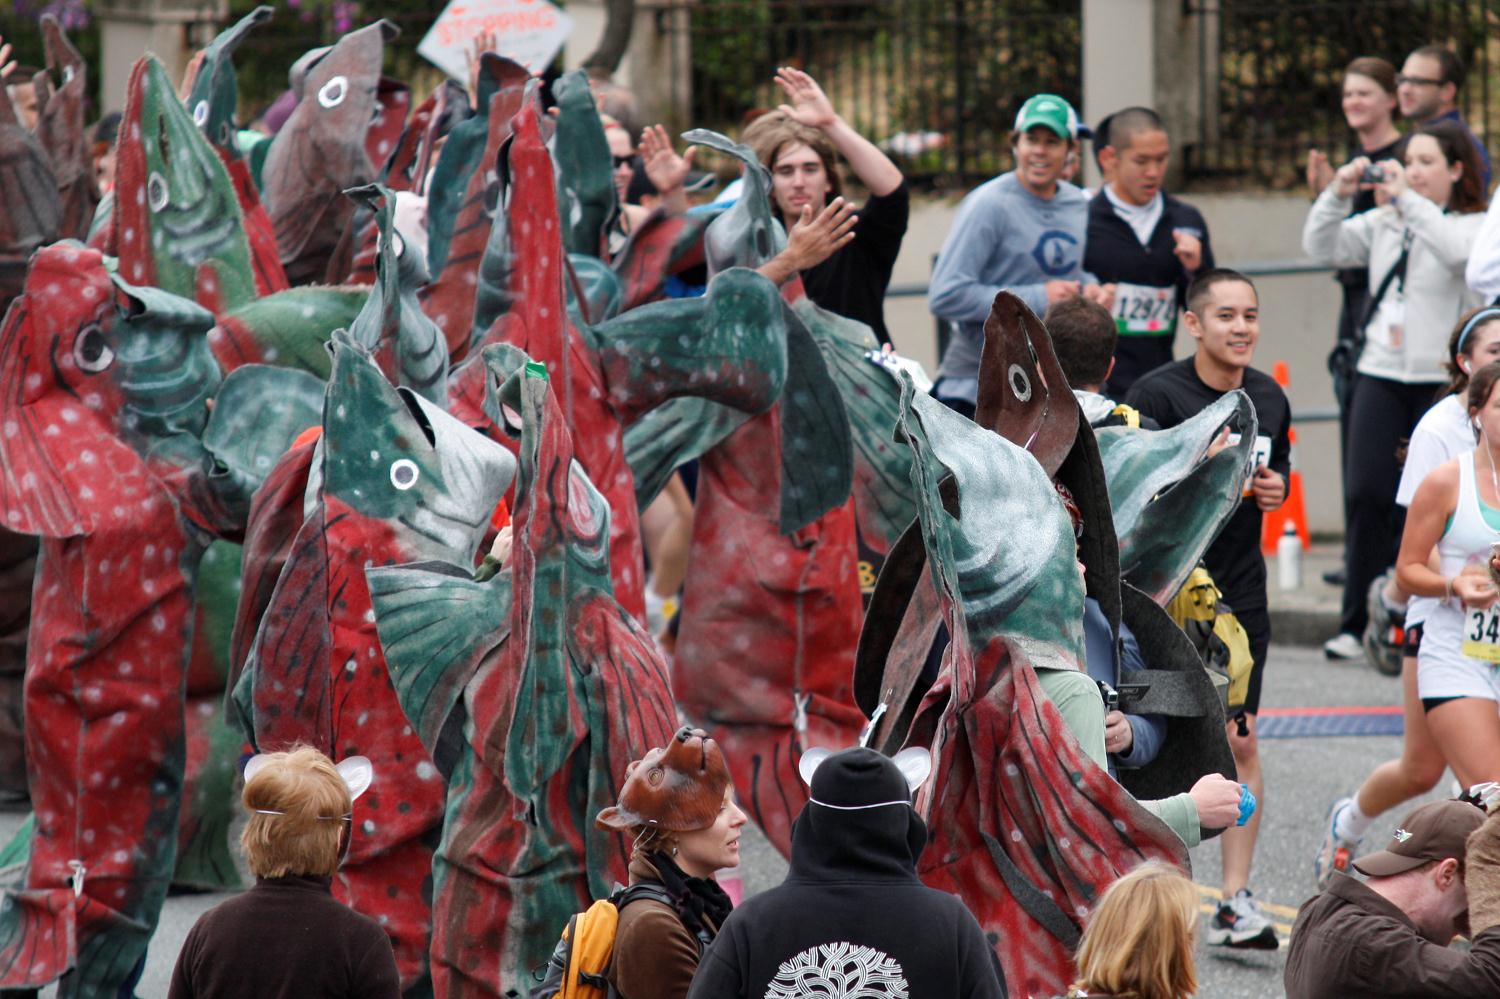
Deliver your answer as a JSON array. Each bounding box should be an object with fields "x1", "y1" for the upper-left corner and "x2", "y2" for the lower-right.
[{"x1": 929, "y1": 172, "x2": 1094, "y2": 401}]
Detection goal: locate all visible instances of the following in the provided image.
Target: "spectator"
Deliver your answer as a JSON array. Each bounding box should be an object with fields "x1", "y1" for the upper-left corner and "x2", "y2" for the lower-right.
[
  {"x1": 1084, "y1": 106, "x2": 1215, "y2": 398},
  {"x1": 1392, "y1": 361, "x2": 1500, "y2": 790},
  {"x1": 1127, "y1": 269, "x2": 1290, "y2": 950},
  {"x1": 742, "y1": 68, "x2": 908, "y2": 345},
  {"x1": 1398, "y1": 44, "x2": 1491, "y2": 188},
  {"x1": 1316, "y1": 307, "x2": 1500, "y2": 888},
  {"x1": 685, "y1": 746, "x2": 1006, "y2": 999},
  {"x1": 594, "y1": 726, "x2": 746, "y2": 999},
  {"x1": 1048, "y1": 295, "x2": 1160, "y2": 429},
  {"x1": 1308, "y1": 59, "x2": 1403, "y2": 589},
  {"x1": 168, "y1": 746, "x2": 399, "y2": 999},
  {"x1": 90, "y1": 111, "x2": 121, "y2": 196},
  {"x1": 1059, "y1": 861, "x2": 1199, "y2": 999},
  {"x1": 1304, "y1": 121, "x2": 1486, "y2": 661},
  {"x1": 1286, "y1": 799, "x2": 1500, "y2": 997},
  {"x1": 929, "y1": 93, "x2": 1105, "y2": 417}
]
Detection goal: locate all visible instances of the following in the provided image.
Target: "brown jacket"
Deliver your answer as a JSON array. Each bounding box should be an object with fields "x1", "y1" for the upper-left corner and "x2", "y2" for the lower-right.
[
  {"x1": 1285, "y1": 873, "x2": 1500, "y2": 998},
  {"x1": 608, "y1": 855, "x2": 719, "y2": 999}
]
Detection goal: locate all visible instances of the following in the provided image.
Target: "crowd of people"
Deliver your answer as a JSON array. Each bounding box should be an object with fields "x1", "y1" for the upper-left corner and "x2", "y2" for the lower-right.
[{"x1": 8, "y1": 10, "x2": 1500, "y2": 998}]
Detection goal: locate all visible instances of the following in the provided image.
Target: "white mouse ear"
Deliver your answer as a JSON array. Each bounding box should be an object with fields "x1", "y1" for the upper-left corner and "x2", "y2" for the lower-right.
[
  {"x1": 797, "y1": 747, "x2": 833, "y2": 788},
  {"x1": 336, "y1": 756, "x2": 374, "y2": 801},
  {"x1": 892, "y1": 747, "x2": 932, "y2": 792},
  {"x1": 243, "y1": 754, "x2": 272, "y2": 785}
]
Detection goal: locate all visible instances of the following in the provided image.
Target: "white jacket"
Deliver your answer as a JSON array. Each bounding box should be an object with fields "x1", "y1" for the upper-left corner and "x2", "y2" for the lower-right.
[
  {"x1": 1465, "y1": 195, "x2": 1500, "y2": 301},
  {"x1": 1303, "y1": 186, "x2": 1483, "y2": 383}
]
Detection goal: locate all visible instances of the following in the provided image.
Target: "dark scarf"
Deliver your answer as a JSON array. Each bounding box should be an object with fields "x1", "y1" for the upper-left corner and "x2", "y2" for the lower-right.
[{"x1": 646, "y1": 850, "x2": 733, "y2": 944}]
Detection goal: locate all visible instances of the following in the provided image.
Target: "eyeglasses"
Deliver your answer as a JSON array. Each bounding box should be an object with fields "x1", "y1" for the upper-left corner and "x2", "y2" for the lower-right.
[{"x1": 1397, "y1": 74, "x2": 1444, "y2": 88}]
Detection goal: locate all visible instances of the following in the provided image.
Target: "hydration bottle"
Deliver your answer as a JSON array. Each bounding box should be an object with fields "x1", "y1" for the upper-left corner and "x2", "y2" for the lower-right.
[{"x1": 1277, "y1": 522, "x2": 1302, "y2": 591}]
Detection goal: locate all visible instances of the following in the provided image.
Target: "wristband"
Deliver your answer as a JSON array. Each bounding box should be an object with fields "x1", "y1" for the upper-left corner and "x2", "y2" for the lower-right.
[{"x1": 1236, "y1": 785, "x2": 1257, "y2": 827}]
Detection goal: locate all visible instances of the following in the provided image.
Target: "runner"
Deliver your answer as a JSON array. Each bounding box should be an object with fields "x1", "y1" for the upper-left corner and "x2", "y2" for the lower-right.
[
  {"x1": 1392, "y1": 360, "x2": 1500, "y2": 789},
  {"x1": 1126, "y1": 269, "x2": 1290, "y2": 950},
  {"x1": 1083, "y1": 106, "x2": 1214, "y2": 398},
  {"x1": 1315, "y1": 307, "x2": 1500, "y2": 887}
]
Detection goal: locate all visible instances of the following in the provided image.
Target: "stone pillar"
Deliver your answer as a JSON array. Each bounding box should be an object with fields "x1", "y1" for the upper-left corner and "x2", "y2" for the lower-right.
[
  {"x1": 626, "y1": 0, "x2": 692, "y2": 130},
  {"x1": 94, "y1": 0, "x2": 226, "y2": 111},
  {"x1": 1081, "y1": 0, "x2": 1154, "y2": 187}
]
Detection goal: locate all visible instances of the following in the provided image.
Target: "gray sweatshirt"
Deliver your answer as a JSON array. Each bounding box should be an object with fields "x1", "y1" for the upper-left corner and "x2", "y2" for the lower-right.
[{"x1": 929, "y1": 172, "x2": 1094, "y2": 400}]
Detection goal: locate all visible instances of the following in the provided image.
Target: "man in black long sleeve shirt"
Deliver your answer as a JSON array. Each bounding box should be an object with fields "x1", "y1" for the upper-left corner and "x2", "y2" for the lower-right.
[{"x1": 1085, "y1": 107, "x2": 1215, "y2": 397}]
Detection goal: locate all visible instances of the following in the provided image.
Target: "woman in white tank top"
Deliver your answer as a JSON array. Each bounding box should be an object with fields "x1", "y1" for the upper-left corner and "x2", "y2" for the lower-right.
[{"x1": 1397, "y1": 359, "x2": 1500, "y2": 787}]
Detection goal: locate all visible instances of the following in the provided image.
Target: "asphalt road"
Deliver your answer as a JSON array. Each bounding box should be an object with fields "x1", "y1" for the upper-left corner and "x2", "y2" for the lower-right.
[{"x1": 0, "y1": 644, "x2": 1438, "y2": 997}]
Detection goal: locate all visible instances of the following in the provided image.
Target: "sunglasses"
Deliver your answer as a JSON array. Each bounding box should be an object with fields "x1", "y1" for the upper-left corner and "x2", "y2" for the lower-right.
[
  {"x1": 1396, "y1": 74, "x2": 1444, "y2": 88},
  {"x1": 613, "y1": 154, "x2": 635, "y2": 169}
]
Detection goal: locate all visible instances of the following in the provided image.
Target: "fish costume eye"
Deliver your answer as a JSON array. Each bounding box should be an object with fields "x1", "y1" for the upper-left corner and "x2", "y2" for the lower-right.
[
  {"x1": 1008, "y1": 363, "x2": 1031, "y2": 402},
  {"x1": 389, "y1": 458, "x2": 419, "y2": 490},
  {"x1": 318, "y1": 75, "x2": 348, "y2": 108},
  {"x1": 192, "y1": 101, "x2": 209, "y2": 126},
  {"x1": 72, "y1": 324, "x2": 114, "y2": 373},
  {"x1": 147, "y1": 172, "x2": 169, "y2": 212}
]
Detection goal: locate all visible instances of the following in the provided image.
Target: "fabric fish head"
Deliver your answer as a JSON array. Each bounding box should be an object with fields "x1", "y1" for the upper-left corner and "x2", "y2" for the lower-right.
[
  {"x1": 323, "y1": 330, "x2": 513, "y2": 563},
  {"x1": 975, "y1": 291, "x2": 1079, "y2": 477},
  {"x1": 683, "y1": 128, "x2": 785, "y2": 275},
  {"x1": 552, "y1": 70, "x2": 617, "y2": 258},
  {"x1": 113, "y1": 55, "x2": 252, "y2": 309},
  {"x1": 184, "y1": 5, "x2": 274, "y2": 161},
  {"x1": 34, "y1": 14, "x2": 95, "y2": 240},
  {"x1": 0, "y1": 241, "x2": 219, "y2": 536},
  {"x1": 1097, "y1": 391, "x2": 1258, "y2": 602}
]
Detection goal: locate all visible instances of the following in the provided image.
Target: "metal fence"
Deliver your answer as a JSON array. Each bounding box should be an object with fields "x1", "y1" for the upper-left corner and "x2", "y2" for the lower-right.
[
  {"x1": 642, "y1": 0, "x2": 1081, "y2": 188},
  {"x1": 1185, "y1": 0, "x2": 1498, "y2": 188}
]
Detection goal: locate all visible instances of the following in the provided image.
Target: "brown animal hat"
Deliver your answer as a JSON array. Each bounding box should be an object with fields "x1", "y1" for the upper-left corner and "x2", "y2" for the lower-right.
[{"x1": 596, "y1": 726, "x2": 731, "y2": 833}]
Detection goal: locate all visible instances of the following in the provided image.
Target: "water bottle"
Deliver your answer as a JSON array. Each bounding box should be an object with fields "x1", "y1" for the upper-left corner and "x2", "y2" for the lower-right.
[{"x1": 1277, "y1": 523, "x2": 1302, "y2": 591}]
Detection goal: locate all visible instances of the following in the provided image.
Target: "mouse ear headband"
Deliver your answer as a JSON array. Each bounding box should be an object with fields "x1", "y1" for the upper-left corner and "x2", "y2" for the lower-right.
[
  {"x1": 243, "y1": 753, "x2": 373, "y2": 818},
  {"x1": 796, "y1": 746, "x2": 933, "y2": 811}
]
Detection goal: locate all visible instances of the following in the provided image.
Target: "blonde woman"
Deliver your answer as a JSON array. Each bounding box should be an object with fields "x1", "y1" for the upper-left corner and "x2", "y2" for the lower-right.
[
  {"x1": 168, "y1": 746, "x2": 398, "y2": 999},
  {"x1": 1063, "y1": 862, "x2": 1199, "y2": 999}
]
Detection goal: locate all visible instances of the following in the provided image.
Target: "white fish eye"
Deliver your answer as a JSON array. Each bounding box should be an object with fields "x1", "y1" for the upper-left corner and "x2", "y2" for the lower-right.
[
  {"x1": 192, "y1": 101, "x2": 209, "y2": 126},
  {"x1": 1008, "y1": 363, "x2": 1032, "y2": 402},
  {"x1": 147, "y1": 172, "x2": 169, "y2": 212},
  {"x1": 389, "y1": 458, "x2": 419, "y2": 490},
  {"x1": 318, "y1": 75, "x2": 348, "y2": 109},
  {"x1": 73, "y1": 323, "x2": 114, "y2": 373}
]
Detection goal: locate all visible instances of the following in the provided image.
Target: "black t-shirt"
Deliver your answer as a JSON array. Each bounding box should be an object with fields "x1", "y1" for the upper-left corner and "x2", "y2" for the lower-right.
[
  {"x1": 800, "y1": 181, "x2": 910, "y2": 345},
  {"x1": 1083, "y1": 191, "x2": 1214, "y2": 397},
  {"x1": 1124, "y1": 358, "x2": 1293, "y2": 612}
]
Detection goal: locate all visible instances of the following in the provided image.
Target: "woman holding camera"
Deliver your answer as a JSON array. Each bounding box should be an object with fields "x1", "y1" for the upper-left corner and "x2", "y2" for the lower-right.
[{"x1": 1303, "y1": 120, "x2": 1487, "y2": 663}]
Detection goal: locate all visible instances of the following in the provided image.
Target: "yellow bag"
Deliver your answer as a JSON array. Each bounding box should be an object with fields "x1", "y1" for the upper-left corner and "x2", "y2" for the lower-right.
[
  {"x1": 536, "y1": 884, "x2": 685, "y2": 999},
  {"x1": 1167, "y1": 566, "x2": 1253, "y2": 715}
]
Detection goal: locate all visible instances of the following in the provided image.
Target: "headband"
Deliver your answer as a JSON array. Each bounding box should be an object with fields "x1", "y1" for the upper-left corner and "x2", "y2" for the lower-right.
[{"x1": 1456, "y1": 307, "x2": 1500, "y2": 354}]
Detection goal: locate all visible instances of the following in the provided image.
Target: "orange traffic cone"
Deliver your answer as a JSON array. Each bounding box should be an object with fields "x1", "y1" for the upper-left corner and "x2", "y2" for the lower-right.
[{"x1": 1261, "y1": 360, "x2": 1311, "y2": 554}]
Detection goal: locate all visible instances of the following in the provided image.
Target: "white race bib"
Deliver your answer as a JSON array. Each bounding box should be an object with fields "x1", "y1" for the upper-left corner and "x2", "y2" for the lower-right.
[
  {"x1": 1226, "y1": 432, "x2": 1273, "y2": 496},
  {"x1": 1463, "y1": 605, "x2": 1500, "y2": 663},
  {"x1": 1112, "y1": 282, "x2": 1177, "y2": 337}
]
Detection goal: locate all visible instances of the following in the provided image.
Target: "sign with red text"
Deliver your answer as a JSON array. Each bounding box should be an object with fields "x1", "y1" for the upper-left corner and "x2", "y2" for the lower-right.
[{"x1": 418, "y1": 0, "x2": 573, "y2": 79}]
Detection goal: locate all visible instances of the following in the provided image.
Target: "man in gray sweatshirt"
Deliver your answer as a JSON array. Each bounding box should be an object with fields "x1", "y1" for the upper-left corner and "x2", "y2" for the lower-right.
[{"x1": 929, "y1": 94, "x2": 1106, "y2": 414}]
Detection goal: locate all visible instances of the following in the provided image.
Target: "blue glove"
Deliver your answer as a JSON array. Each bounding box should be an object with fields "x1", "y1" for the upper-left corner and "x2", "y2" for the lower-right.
[{"x1": 1237, "y1": 784, "x2": 1257, "y2": 827}]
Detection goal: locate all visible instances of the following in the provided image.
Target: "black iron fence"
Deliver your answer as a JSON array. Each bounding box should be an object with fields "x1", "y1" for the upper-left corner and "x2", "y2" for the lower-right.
[
  {"x1": 643, "y1": 0, "x2": 1081, "y2": 188},
  {"x1": 1185, "y1": 0, "x2": 1497, "y2": 188}
]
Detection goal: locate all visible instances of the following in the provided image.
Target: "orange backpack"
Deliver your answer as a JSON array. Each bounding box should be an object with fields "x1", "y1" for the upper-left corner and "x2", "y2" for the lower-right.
[{"x1": 534, "y1": 884, "x2": 688, "y2": 999}]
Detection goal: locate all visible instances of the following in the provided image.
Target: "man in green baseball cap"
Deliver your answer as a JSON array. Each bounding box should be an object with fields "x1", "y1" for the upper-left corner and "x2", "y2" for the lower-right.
[{"x1": 929, "y1": 92, "x2": 1105, "y2": 417}]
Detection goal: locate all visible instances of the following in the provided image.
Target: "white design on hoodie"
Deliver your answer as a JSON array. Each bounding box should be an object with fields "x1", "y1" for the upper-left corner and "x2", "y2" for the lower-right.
[{"x1": 763, "y1": 942, "x2": 909, "y2": 998}]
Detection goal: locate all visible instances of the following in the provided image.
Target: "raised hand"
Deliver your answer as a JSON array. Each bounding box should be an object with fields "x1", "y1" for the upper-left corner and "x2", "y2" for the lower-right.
[
  {"x1": 774, "y1": 66, "x2": 838, "y2": 131},
  {"x1": 0, "y1": 35, "x2": 14, "y2": 82},
  {"x1": 640, "y1": 124, "x2": 694, "y2": 194}
]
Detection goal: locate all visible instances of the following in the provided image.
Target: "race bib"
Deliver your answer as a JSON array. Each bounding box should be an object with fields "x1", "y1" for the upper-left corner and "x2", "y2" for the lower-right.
[
  {"x1": 1367, "y1": 293, "x2": 1407, "y2": 352},
  {"x1": 1226, "y1": 432, "x2": 1273, "y2": 496},
  {"x1": 1463, "y1": 605, "x2": 1500, "y2": 662},
  {"x1": 1113, "y1": 282, "x2": 1177, "y2": 337}
]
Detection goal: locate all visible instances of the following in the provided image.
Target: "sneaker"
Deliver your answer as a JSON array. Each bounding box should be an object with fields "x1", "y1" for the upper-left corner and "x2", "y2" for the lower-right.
[
  {"x1": 1323, "y1": 632, "x2": 1363, "y2": 660},
  {"x1": 1208, "y1": 889, "x2": 1280, "y2": 950},
  {"x1": 1322, "y1": 567, "x2": 1347, "y2": 586},
  {"x1": 1314, "y1": 797, "x2": 1360, "y2": 889}
]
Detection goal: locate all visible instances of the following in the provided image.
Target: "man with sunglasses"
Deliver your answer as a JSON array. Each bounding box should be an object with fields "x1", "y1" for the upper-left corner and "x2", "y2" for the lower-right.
[{"x1": 1399, "y1": 44, "x2": 1490, "y2": 188}]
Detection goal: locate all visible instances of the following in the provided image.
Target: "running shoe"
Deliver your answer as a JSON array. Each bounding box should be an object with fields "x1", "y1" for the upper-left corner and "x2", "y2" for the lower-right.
[
  {"x1": 1322, "y1": 632, "x2": 1362, "y2": 660},
  {"x1": 1207, "y1": 889, "x2": 1280, "y2": 950},
  {"x1": 1314, "y1": 796, "x2": 1360, "y2": 890}
]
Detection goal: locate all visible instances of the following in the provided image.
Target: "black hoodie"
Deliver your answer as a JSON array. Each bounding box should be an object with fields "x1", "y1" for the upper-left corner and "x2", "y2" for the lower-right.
[{"x1": 685, "y1": 748, "x2": 1006, "y2": 999}]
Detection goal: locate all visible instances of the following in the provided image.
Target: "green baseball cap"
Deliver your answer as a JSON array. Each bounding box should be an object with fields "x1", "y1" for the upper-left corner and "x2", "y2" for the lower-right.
[{"x1": 1014, "y1": 94, "x2": 1079, "y2": 140}]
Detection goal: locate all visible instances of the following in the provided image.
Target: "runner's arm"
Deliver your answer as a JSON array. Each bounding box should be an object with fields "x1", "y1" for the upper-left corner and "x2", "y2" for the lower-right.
[{"x1": 1396, "y1": 460, "x2": 1462, "y2": 599}]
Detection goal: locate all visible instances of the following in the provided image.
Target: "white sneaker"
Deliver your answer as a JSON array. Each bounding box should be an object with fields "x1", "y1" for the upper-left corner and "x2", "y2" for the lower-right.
[
  {"x1": 1313, "y1": 797, "x2": 1360, "y2": 890},
  {"x1": 1207, "y1": 889, "x2": 1279, "y2": 950},
  {"x1": 1323, "y1": 633, "x2": 1363, "y2": 660}
]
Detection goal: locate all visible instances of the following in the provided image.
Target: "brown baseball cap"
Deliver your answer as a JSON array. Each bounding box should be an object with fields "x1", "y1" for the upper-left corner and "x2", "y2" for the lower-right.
[{"x1": 1353, "y1": 800, "x2": 1485, "y2": 877}]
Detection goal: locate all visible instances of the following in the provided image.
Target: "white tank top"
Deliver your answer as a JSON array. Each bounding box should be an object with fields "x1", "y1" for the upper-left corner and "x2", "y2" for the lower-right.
[{"x1": 1437, "y1": 453, "x2": 1500, "y2": 577}]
